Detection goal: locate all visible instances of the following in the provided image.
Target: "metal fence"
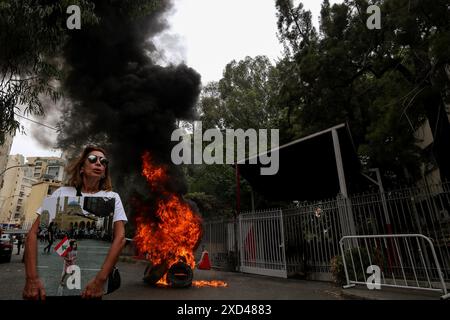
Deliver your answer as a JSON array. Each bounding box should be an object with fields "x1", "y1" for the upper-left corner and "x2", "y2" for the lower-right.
[
  {"x1": 195, "y1": 218, "x2": 235, "y2": 270},
  {"x1": 351, "y1": 182, "x2": 450, "y2": 280},
  {"x1": 340, "y1": 234, "x2": 449, "y2": 299},
  {"x1": 282, "y1": 198, "x2": 344, "y2": 278},
  {"x1": 238, "y1": 209, "x2": 287, "y2": 278},
  {"x1": 199, "y1": 182, "x2": 450, "y2": 283}
]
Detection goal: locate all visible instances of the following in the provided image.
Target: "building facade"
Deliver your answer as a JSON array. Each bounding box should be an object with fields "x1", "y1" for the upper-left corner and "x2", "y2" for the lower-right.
[
  {"x1": 415, "y1": 108, "x2": 450, "y2": 186},
  {"x1": 26, "y1": 156, "x2": 66, "y2": 182},
  {"x1": 22, "y1": 180, "x2": 62, "y2": 230},
  {"x1": 0, "y1": 155, "x2": 37, "y2": 228},
  {"x1": 0, "y1": 133, "x2": 14, "y2": 190}
]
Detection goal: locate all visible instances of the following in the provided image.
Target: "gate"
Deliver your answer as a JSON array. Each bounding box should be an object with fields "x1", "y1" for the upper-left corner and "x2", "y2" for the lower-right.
[
  {"x1": 238, "y1": 209, "x2": 287, "y2": 278},
  {"x1": 195, "y1": 218, "x2": 235, "y2": 270},
  {"x1": 199, "y1": 182, "x2": 450, "y2": 284}
]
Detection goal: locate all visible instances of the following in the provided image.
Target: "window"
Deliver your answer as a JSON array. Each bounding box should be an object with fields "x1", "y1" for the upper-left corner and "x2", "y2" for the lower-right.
[
  {"x1": 18, "y1": 199, "x2": 23, "y2": 204},
  {"x1": 46, "y1": 166, "x2": 60, "y2": 179}
]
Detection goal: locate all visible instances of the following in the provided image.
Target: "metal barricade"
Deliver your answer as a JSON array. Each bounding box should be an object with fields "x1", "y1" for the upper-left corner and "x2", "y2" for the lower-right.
[
  {"x1": 350, "y1": 183, "x2": 450, "y2": 280},
  {"x1": 340, "y1": 234, "x2": 449, "y2": 299}
]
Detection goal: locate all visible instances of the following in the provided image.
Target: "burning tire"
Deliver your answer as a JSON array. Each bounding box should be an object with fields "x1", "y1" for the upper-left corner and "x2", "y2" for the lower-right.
[
  {"x1": 166, "y1": 262, "x2": 193, "y2": 288},
  {"x1": 143, "y1": 262, "x2": 169, "y2": 285}
]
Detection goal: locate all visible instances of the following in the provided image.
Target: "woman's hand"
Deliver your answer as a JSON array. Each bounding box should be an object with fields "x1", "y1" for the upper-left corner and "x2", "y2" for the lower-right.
[
  {"x1": 81, "y1": 277, "x2": 106, "y2": 299},
  {"x1": 23, "y1": 277, "x2": 46, "y2": 300},
  {"x1": 81, "y1": 221, "x2": 125, "y2": 299}
]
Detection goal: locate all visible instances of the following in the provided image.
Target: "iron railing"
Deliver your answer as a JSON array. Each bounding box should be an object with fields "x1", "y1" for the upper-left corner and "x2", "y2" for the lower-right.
[
  {"x1": 340, "y1": 234, "x2": 449, "y2": 299},
  {"x1": 198, "y1": 182, "x2": 450, "y2": 282}
]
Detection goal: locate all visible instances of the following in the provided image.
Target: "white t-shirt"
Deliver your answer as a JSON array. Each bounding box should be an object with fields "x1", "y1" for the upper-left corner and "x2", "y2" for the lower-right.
[{"x1": 36, "y1": 186, "x2": 128, "y2": 223}]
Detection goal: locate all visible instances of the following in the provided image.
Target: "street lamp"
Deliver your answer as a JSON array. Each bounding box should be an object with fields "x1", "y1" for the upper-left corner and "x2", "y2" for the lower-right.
[
  {"x1": 0, "y1": 163, "x2": 35, "y2": 190},
  {"x1": 0, "y1": 163, "x2": 35, "y2": 177}
]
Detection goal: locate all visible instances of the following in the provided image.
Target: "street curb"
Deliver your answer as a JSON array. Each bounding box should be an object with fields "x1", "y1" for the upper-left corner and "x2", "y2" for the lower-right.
[
  {"x1": 340, "y1": 289, "x2": 378, "y2": 300},
  {"x1": 339, "y1": 288, "x2": 442, "y2": 300}
]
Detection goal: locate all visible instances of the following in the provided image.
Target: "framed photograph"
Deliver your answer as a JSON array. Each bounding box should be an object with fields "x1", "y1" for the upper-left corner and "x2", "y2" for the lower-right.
[{"x1": 37, "y1": 196, "x2": 116, "y2": 296}]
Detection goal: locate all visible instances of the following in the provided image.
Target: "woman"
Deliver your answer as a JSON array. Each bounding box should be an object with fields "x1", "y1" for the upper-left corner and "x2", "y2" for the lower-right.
[{"x1": 23, "y1": 146, "x2": 127, "y2": 300}]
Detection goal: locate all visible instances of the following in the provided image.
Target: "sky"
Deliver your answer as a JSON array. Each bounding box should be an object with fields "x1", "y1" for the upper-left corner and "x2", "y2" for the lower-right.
[{"x1": 10, "y1": 0, "x2": 341, "y2": 158}]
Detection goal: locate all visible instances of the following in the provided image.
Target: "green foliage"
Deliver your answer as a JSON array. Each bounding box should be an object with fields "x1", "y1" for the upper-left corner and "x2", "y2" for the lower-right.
[
  {"x1": 184, "y1": 192, "x2": 223, "y2": 219},
  {"x1": 330, "y1": 255, "x2": 346, "y2": 286},
  {"x1": 119, "y1": 0, "x2": 164, "y2": 19},
  {"x1": 0, "y1": 0, "x2": 163, "y2": 145},
  {"x1": 190, "y1": 56, "x2": 299, "y2": 217},
  {"x1": 183, "y1": 162, "x2": 291, "y2": 218},
  {"x1": 199, "y1": 56, "x2": 282, "y2": 131},
  {"x1": 184, "y1": 164, "x2": 243, "y2": 218},
  {"x1": 191, "y1": 0, "x2": 450, "y2": 212},
  {"x1": 198, "y1": 55, "x2": 297, "y2": 149},
  {"x1": 0, "y1": 0, "x2": 98, "y2": 144},
  {"x1": 272, "y1": 0, "x2": 450, "y2": 184},
  {"x1": 330, "y1": 247, "x2": 372, "y2": 286}
]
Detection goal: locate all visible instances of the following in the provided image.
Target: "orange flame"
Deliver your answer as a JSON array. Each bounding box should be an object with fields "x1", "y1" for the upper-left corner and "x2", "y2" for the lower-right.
[
  {"x1": 192, "y1": 280, "x2": 228, "y2": 287},
  {"x1": 134, "y1": 152, "x2": 203, "y2": 283}
]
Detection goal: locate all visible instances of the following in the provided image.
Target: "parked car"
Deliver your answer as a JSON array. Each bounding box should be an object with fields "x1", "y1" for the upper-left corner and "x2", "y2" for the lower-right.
[{"x1": 0, "y1": 234, "x2": 13, "y2": 263}]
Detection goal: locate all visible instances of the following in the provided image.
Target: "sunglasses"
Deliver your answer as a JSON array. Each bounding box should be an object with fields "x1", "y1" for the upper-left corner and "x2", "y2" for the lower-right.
[{"x1": 87, "y1": 154, "x2": 109, "y2": 166}]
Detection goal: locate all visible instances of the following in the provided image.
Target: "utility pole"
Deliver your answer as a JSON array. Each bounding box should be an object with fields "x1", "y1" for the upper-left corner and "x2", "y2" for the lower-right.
[{"x1": 361, "y1": 168, "x2": 392, "y2": 234}]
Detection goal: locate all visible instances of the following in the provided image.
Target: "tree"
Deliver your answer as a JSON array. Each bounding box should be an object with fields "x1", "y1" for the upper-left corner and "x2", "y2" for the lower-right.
[
  {"x1": 199, "y1": 56, "x2": 283, "y2": 132},
  {"x1": 184, "y1": 162, "x2": 290, "y2": 218},
  {"x1": 274, "y1": 0, "x2": 450, "y2": 184},
  {"x1": 0, "y1": 0, "x2": 163, "y2": 145},
  {"x1": 187, "y1": 55, "x2": 303, "y2": 216},
  {"x1": 184, "y1": 164, "x2": 243, "y2": 218},
  {"x1": 0, "y1": 0, "x2": 100, "y2": 144}
]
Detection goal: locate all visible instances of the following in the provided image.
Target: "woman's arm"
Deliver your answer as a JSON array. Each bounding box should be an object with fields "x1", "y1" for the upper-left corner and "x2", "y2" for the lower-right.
[
  {"x1": 23, "y1": 216, "x2": 46, "y2": 300},
  {"x1": 81, "y1": 220, "x2": 126, "y2": 299}
]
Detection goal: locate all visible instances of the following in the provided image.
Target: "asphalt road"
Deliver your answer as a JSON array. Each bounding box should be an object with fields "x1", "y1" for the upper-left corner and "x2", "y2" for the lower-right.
[
  {"x1": 105, "y1": 262, "x2": 345, "y2": 300},
  {"x1": 0, "y1": 242, "x2": 442, "y2": 302},
  {"x1": 0, "y1": 241, "x2": 346, "y2": 300}
]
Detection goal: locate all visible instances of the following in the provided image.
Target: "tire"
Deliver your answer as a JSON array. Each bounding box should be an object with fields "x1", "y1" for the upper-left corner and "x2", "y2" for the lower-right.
[
  {"x1": 143, "y1": 262, "x2": 169, "y2": 285},
  {"x1": 167, "y1": 262, "x2": 193, "y2": 288}
]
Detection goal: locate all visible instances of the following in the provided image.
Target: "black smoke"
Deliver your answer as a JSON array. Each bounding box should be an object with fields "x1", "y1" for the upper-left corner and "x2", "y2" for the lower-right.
[
  {"x1": 57, "y1": 0, "x2": 201, "y2": 222},
  {"x1": 29, "y1": 95, "x2": 66, "y2": 149}
]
